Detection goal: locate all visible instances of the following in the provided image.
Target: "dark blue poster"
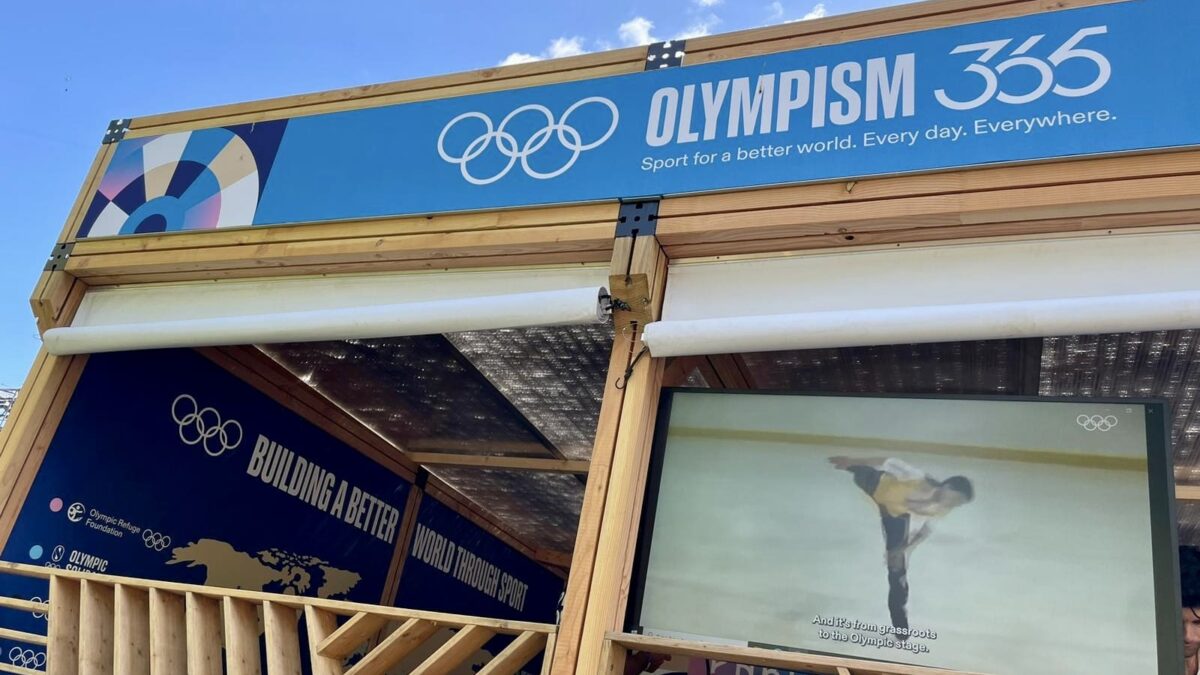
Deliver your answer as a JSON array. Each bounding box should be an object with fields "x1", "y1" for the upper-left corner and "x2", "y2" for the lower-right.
[{"x1": 0, "y1": 348, "x2": 411, "y2": 668}]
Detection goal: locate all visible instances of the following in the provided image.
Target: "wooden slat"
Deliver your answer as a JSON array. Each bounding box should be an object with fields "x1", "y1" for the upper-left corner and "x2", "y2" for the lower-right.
[
  {"x1": 406, "y1": 453, "x2": 590, "y2": 473},
  {"x1": 184, "y1": 593, "x2": 222, "y2": 675},
  {"x1": 539, "y1": 633, "x2": 555, "y2": 675},
  {"x1": 78, "y1": 580, "x2": 114, "y2": 675},
  {"x1": 1178, "y1": 485, "x2": 1200, "y2": 501},
  {"x1": 317, "y1": 612, "x2": 389, "y2": 659},
  {"x1": 608, "y1": 632, "x2": 991, "y2": 675},
  {"x1": 149, "y1": 589, "x2": 187, "y2": 675},
  {"x1": 47, "y1": 576, "x2": 80, "y2": 675},
  {"x1": 263, "y1": 602, "x2": 302, "y2": 675},
  {"x1": 303, "y1": 606, "x2": 344, "y2": 675},
  {"x1": 0, "y1": 664, "x2": 45, "y2": 675},
  {"x1": 345, "y1": 618, "x2": 439, "y2": 675},
  {"x1": 0, "y1": 597, "x2": 50, "y2": 613},
  {"x1": 113, "y1": 585, "x2": 150, "y2": 675},
  {"x1": 0, "y1": 628, "x2": 47, "y2": 646},
  {"x1": 838, "y1": 668, "x2": 853, "y2": 675},
  {"x1": 474, "y1": 631, "x2": 547, "y2": 675},
  {"x1": 222, "y1": 598, "x2": 261, "y2": 675},
  {"x1": 409, "y1": 625, "x2": 496, "y2": 675}
]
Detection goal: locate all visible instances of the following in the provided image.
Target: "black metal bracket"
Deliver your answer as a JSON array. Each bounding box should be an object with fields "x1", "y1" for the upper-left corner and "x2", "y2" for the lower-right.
[
  {"x1": 645, "y1": 40, "x2": 686, "y2": 70},
  {"x1": 44, "y1": 242, "x2": 75, "y2": 272},
  {"x1": 616, "y1": 199, "x2": 660, "y2": 237},
  {"x1": 102, "y1": 118, "x2": 132, "y2": 144}
]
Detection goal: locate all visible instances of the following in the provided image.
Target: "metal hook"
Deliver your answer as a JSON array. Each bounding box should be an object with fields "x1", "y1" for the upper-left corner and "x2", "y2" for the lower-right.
[{"x1": 615, "y1": 345, "x2": 650, "y2": 390}]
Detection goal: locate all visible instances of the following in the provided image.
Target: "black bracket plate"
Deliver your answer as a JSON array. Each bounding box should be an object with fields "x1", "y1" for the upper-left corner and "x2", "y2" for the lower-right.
[
  {"x1": 44, "y1": 242, "x2": 75, "y2": 272},
  {"x1": 645, "y1": 40, "x2": 686, "y2": 70},
  {"x1": 103, "y1": 118, "x2": 132, "y2": 144},
  {"x1": 616, "y1": 200, "x2": 660, "y2": 237}
]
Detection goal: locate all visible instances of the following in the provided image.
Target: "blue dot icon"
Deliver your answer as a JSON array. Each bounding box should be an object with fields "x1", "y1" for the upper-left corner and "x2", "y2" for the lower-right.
[{"x1": 28, "y1": 545, "x2": 43, "y2": 561}]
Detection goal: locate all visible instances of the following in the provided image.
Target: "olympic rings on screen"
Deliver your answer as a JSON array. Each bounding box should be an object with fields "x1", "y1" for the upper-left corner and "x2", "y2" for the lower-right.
[
  {"x1": 8, "y1": 647, "x2": 45, "y2": 669},
  {"x1": 143, "y1": 530, "x2": 172, "y2": 552},
  {"x1": 1076, "y1": 414, "x2": 1119, "y2": 432},
  {"x1": 172, "y1": 394, "x2": 243, "y2": 456},
  {"x1": 437, "y1": 96, "x2": 619, "y2": 185}
]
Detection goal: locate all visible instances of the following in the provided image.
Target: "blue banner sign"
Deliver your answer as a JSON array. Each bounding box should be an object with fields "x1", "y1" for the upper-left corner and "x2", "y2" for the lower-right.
[
  {"x1": 0, "y1": 349, "x2": 412, "y2": 667},
  {"x1": 76, "y1": 0, "x2": 1198, "y2": 238}
]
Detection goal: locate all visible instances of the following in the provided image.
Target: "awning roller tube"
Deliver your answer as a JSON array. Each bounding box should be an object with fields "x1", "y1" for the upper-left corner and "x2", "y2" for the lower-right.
[
  {"x1": 44, "y1": 286, "x2": 609, "y2": 356},
  {"x1": 641, "y1": 290, "x2": 1200, "y2": 357}
]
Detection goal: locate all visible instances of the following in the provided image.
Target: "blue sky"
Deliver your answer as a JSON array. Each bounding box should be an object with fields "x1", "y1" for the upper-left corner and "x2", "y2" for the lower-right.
[{"x1": 0, "y1": 0, "x2": 906, "y2": 387}]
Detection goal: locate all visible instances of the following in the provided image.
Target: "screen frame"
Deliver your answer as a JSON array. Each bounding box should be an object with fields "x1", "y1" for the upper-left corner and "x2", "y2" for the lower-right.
[{"x1": 625, "y1": 388, "x2": 1182, "y2": 674}]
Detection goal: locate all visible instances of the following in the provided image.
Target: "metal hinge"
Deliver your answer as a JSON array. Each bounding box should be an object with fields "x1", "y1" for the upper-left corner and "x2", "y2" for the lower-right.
[
  {"x1": 102, "y1": 118, "x2": 132, "y2": 144},
  {"x1": 44, "y1": 242, "x2": 75, "y2": 272},
  {"x1": 645, "y1": 40, "x2": 686, "y2": 70},
  {"x1": 616, "y1": 199, "x2": 660, "y2": 237}
]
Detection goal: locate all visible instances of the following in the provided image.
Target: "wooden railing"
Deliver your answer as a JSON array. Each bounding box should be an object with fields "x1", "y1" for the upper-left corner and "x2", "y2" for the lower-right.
[{"x1": 0, "y1": 562, "x2": 555, "y2": 675}]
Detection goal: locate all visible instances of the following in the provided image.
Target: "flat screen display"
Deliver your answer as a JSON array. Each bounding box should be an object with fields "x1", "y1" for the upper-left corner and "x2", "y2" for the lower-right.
[{"x1": 629, "y1": 390, "x2": 1180, "y2": 675}]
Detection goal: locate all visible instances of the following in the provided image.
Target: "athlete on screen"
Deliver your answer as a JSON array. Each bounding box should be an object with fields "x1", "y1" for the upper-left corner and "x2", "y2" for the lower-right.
[{"x1": 829, "y1": 456, "x2": 974, "y2": 636}]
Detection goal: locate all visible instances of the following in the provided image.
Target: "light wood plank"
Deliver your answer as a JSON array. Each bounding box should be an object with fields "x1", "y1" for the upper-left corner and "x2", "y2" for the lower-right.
[
  {"x1": 184, "y1": 593, "x2": 222, "y2": 675},
  {"x1": 0, "y1": 597, "x2": 50, "y2": 613},
  {"x1": 114, "y1": 585, "x2": 150, "y2": 675},
  {"x1": 303, "y1": 606, "x2": 344, "y2": 675},
  {"x1": 1178, "y1": 485, "x2": 1200, "y2": 501},
  {"x1": 609, "y1": 632, "x2": 990, "y2": 675},
  {"x1": 345, "y1": 618, "x2": 439, "y2": 675},
  {"x1": 78, "y1": 580, "x2": 114, "y2": 675},
  {"x1": 222, "y1": 598, "x2": 261, "y2": 675},
  {"x1": 0, "y1": 628, "x2": 47, "y2": 646},
  {"x1": 263, "y1": 602, "x2": 302, "y2": 675},
  {"x1": 838, "y1": 667, "x2": 853, "y2": 675},
  {"x1": 317, "y1": 612, "x2": 389, "y2": 659},
  {"x1": 407, "y1": 453, "x2": 590, "y2": 473},
  {"x1": 149, "y1": 590, "x2": 187, "y2": 675},
  {"x1": 409, "y1": 625, "x2": 496, "y2": 675},
  {"x1": 539, "y1": 633, "x2": 555, "y2": 675},
  {"x1": 47, "y1": 576, "x2": 80, "y2": 675},
  {"x1": 474, "y1": 631, "x2": 546, "y2": 675}
]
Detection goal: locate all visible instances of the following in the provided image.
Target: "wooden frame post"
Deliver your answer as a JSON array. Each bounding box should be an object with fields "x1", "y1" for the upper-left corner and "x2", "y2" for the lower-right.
[{"x1": 551, "y1": 234, "x2": 668, "y2": 675}]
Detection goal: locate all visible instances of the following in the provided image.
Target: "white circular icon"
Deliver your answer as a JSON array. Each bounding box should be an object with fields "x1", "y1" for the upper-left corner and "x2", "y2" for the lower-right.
[{"x1": 66, "y1": 502, "x2": 85, "y2": 523}]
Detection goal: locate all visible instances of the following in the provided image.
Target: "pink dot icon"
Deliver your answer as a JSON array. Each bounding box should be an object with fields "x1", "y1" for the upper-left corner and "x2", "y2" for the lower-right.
[{"x1": 49, "y1": 498, "x2": 63, "y2": 513}]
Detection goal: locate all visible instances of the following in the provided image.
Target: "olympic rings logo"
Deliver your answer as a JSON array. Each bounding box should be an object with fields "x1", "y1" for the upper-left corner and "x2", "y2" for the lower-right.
[
  {"x1": 1077, "y1": 414, "x2": 1119, "y2": 432},
  {"x1": 437, "y1": 97, "x2": 619, "y2": 185},
  {"x1": 143, "y1": 530, "x2": 172, "y2": 552},
  {"x1": 172, "y1": 394, "x2": 242, "y2": 457},
  {"x1": 9, "y1": 647, "x2": 45, "y2": 669}
]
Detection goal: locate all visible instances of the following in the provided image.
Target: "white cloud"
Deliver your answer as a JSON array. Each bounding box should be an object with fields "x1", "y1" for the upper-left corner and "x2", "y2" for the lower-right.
[
  {"x1": 498, "y1": 36, "x2": 588, "y2": 66},
  {"x1": 548, "y1": 36, "x2": 587, "y2": 58},
  {"x1": 675, "y1": 14, "x2": 720, "y2": 40},
  {"x1": 801, "y1": 2, "x2": 828, "y2": 19},
  {"x1": 619, "y1": 17, "x2": 658, "y2": 46},
  {"x1": 695, "y1": 0, "x2": 722, "y2": 6},
  {"x1": 768, "y1": 1, "x2": 784, "y2": 21},
  {"x1": 499, "y1": 52, "x2": 541, "y2": 66}
]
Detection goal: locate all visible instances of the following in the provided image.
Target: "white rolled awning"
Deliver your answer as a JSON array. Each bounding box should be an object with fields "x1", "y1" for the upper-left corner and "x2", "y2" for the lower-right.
[
  {"x1": 45, "y1": 267, "x2": 610, "y2": 355},
  {"x1": 642, "y1": 230, "x2": 1200, "y2": 357}
]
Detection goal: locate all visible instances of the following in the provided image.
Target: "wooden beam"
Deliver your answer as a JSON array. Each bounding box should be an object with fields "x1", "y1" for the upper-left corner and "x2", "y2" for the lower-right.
[
  {"x1": 1177, "y1": 485, "x2": 1200, "y2": 501},
  {"x1": 78, "y1": 580, "x2": 114, "y2": 675},
  {"x1": 409, "y1": 625, "x2": 496, "y2": 675},
  {"x1": 47, "y1": 576, "x2": 80, "y2": 675},
  {"x1": 148, "y1": 589, "x2": 186, "y2": 675},
  {"x1": 318, "y1": 612, "x2": 390, "y2": 660},
  {"x1": 407, "y1": 453, "x2": 589, "y2": 473},
  {"x1": 532, "y1": 549, "x2": 572, "y2": 569},
  {"x1": 184, "y1": 593, "x2": 223, "y2": 675},
  {"x1": 346, "y1": 618, "x2": 439, "y2": 675},
  {"x1": 303, "y1": 606, "x2": 345, "y2": 675},
  {"x1": 263, "y1": 602, "x2": 303, "y2": 675},
  {"x1": 222, "y1": 597, "x2": 262, "y2": 675},
  {"x1": 608, "y1": 632, "x2": 990, "y2": 675},
  {"x1": 113, "y1": 585, "x2": 150, "y2": 675},
  {"x1": 474, "y1": 631, "x2": 547, "y2": 675},
  {"x1": 559, "y1": 235, "x2": 668, "y2": 675}
]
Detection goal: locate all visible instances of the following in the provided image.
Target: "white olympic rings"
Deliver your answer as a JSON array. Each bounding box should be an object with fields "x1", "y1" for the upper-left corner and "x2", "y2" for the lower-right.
[
  {"x1": 437, "y1": 96, "x2": 619, "y2": 185},
  {"x1": 1076, "y1": 414, "x2": 1119, "y2": 432},
  {"x1": 143, "y1": 530, "x2": 172, "y2": 552},
  {"x1": 171, "y1": 394, "x2": 242, "y2": 457},
  {"x1": 8, "y1": 647, "x2": 45, "y2": 669}
]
